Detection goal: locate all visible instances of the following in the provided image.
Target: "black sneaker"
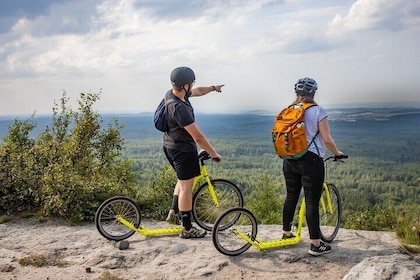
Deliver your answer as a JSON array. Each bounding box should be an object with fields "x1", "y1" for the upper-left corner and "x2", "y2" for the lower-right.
[
  {"x1": 282, "y1": 233, "x2": 295, "y2": 239},
  {"x1": 308, "y1": 241, "x2": 331, "y2": 256},
  {"x1": 179, "y1": 227, "x2": 207, "y2": 239}
]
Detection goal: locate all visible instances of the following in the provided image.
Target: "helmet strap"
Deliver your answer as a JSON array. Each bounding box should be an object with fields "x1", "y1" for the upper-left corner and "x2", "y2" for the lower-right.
[{"x1": 182, "y1": 84, "x2": 193, "y2": 95}]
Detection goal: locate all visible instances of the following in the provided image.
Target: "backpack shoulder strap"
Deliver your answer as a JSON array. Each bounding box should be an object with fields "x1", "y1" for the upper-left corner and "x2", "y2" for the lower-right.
[
  {"x1": 164, "y1": 97, "x2": 176, "y2": 108},
  {"x1": 164, "y1": 98, "x2": 179, "y2": 132},
  {"x1": 301, "y1": 103, "x2": 316, "y2": 110},
  {"x1": 285, "y1": 103, "x2": 316, "y2": 110},
  {"x1": 303, "y1": 103, "x2": 320, "y2": 156}
]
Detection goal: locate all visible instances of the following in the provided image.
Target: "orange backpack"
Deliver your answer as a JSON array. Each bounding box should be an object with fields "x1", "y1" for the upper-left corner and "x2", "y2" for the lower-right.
[{"x1": 272, "y1": 103, "x2": 318, "y2": 159}]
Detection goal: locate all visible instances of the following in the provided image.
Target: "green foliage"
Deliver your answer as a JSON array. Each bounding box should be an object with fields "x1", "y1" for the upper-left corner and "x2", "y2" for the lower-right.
[
  {"x1": 344, "y1": 206, "x2": 420, "y2": 250},
  {"x1": 0, "y1": 215, "x2": 12, "y2": 224},
  {"x1": 0, "y1": 91, "x2": 138, "y2": 222},
  {"x1": 134, "y1": 164, "x2": 176, "y2": 220},
  {"x1": 395, "y1": 219, "x2": 420, "y2": 251},
  {"x1": 344, "y1": 207, "x2": 397, "y2": 231},
  {"x1": 246, "y1": 173, "x2": 283, "y2": 224},
  {"x1": 0, "y1": 116, "x2": 41, "y2": 212}
]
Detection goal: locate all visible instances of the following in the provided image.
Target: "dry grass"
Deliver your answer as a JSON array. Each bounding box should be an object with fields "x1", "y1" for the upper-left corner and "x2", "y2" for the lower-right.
[
  {"x1": 18, "y1": 250, "x2": 69, "y2": 268},
  {"x1": 94, "y1": 270, "x2": 126, "y2": 280}
]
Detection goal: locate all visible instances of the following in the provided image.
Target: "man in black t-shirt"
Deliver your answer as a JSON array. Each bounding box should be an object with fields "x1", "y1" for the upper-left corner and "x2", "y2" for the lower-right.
[{"x1": 162, "y1": 66, "x2": 224, "y2": 239}]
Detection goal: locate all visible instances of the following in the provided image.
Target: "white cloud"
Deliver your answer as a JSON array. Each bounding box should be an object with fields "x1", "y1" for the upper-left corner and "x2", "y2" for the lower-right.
[{"x1": 328, "y1": 0, "x2": 420, "y2": 36}]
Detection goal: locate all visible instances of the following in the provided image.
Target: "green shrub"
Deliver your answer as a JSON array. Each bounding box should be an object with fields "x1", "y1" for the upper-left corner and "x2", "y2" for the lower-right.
[
  {"x1": 344, "y1": 207, "x2": 397, "y2": 231},
  {"x1": 134, "y1": 164, "x2": 177, "y2": 220},
  {"x1": 0, "y1": 215, "x2": 12, "y2": 224},
  {"x1": 344, "y1": 207, "x2": 420, "y2": 250},
  {"x1": 395, "y1": 218, "x2": 420, "y2": 251},
  {"x1": 0, "y1": 91, "x2": 138, "y2": 221},
  {"x1": 0, "y1": 117, "x2": 40, "y2": 213},
  {"x1": 246, "y1": 173, "x2": 283, "y2": 224}
]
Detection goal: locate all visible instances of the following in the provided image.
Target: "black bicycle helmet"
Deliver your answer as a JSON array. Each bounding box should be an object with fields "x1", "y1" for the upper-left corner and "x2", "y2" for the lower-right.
[
  {"x1": 294, "y1": 77, "x2": 318, "y2": 97},
  {"x1": 170, "y1": 67, "x2": 196, "y2": 88}
]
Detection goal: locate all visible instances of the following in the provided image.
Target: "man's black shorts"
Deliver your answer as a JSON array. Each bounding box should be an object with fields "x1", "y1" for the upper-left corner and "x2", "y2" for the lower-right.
[{"x1": 163, "y1": 147, "x2": 200, "y2": 180}]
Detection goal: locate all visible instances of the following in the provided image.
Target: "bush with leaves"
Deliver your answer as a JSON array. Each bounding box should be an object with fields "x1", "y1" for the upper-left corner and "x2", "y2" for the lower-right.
[
  {"x1": 344, "y1": 207, "x2": 397, "y2": 231},
  {"x1": 0, "y1": 117, "x2": 40, "y2": 212},
  {"x1": 134, "y1": 164, "x2": 177, "y2": 220},
  {"x1": 246, "y1": 173, "x2": 284, "y2": 224},
  {"x1": 0, "y1": 91, "x2": 138, "y2": 222}
]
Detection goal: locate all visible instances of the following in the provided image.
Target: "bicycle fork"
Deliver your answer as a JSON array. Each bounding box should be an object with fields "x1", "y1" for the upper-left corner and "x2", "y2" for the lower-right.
[
  {"x1": 195, "y1": 166, "x2": 220, "y2": 207},
  {"x1": 319, "y1": 184, "x2": 333, "y2": 214}
]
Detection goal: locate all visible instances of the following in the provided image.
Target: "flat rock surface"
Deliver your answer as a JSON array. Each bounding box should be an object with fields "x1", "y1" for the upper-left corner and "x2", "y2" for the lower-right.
[{"x1": 0, "y1": 218, "x2": 419, "y2": 280}]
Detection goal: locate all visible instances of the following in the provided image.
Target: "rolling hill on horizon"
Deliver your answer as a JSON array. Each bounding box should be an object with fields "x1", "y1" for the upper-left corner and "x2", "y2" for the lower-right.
[{"x1": 1, "y1": 106, "x2": 420, "y2": 142}]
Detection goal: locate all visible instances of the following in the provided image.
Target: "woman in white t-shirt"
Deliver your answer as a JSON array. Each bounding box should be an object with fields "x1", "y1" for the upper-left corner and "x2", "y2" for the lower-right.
[{"x1": 281, "y1": 77, "x2": 344, "y2": 256}]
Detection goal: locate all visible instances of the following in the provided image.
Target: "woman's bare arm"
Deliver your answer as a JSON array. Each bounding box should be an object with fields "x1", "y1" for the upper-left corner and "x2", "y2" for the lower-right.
[{"x1": 318, "y1": 117, "x2": 343, "y2": 156}]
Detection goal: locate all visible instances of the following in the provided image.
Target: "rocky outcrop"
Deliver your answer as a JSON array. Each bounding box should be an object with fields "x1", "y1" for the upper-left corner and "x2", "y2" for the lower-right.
[{"x1": 0, "y1": 219, "x2": 419, "y2": 279}]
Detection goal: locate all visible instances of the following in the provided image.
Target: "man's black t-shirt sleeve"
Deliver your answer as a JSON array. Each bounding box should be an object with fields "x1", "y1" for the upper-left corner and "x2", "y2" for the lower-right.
[{"x1": 171, "y1": 102, "x2": 194, "y2": 128}]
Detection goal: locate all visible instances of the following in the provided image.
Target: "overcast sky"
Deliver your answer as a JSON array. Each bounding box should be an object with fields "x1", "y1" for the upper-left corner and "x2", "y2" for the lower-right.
[{"x1": 0, "y1": 0, "x2": 419, "y2": 116}]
